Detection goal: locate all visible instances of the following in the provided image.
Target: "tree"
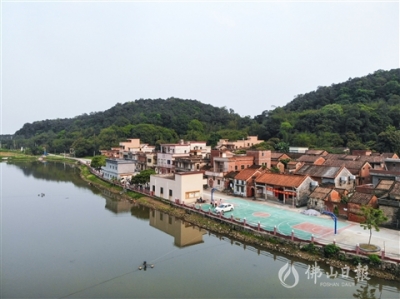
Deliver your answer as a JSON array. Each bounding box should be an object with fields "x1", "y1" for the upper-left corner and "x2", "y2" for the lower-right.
[
  {"x1": 90, "y1": 155, "x2": 106, "y2": 170},
  {"x1": 360, "y1": 206, "x2": 388, "y2": 245},
  {"x1": 130, "y1": 169, "x2": 156, "y2": 186}
]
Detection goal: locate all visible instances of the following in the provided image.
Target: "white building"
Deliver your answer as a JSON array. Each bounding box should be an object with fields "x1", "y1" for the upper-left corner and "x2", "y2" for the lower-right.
[
  {"x1": 150, "y1": 171, "x2": 204, "y2": 204},
  {"x1": 102, "y1": 159, "x2": 136, "y2": 181}
]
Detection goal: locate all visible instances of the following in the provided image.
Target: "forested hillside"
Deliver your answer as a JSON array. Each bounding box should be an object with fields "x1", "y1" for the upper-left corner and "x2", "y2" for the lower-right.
[
  {"x1": 12, "y1": 98, "x2": 258, "y2": 156},
  {"x1": 8, "y1": 68, "x2": 400, "y2": 157},
  {"x1": 254, "y1": 69, "x2": 400, "y2": 153}
]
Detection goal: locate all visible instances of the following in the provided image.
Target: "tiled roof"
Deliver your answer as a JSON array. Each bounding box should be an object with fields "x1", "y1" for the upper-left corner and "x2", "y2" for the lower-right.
[
  {"x1": 305, "y1": 150, "x2": 327, "y2": 156},
  {"x1": 324, "y1": 154, "x2": 347, "y2": 160},
  {"x1": 294, "y1": 164, "x2": 342, "y2": 178},
  {"x1": 271, "y1": 153, "x2": 285, "y2": 160},
  {"x1": 358, "y1": 155, "x2": 386, "y2": 163},
  {"x1": 224, "y1": 171, "x2": 239, "y2": 179},
  {"x1": 309, "y1": 187, "x2": 333, "y2": 200},
  {"x1": 375, "y1": 180, "x2": 394, "y2": 191},
  {"x1": 255, "y1": 173, "x2": 308, "y2": 187},
  {"x1": 388, "y1": 181, "x2": 400, "y2": 200},
  {"x1": 297, "y1": 155, "x2": 325, "y2": 163},
  {"x1": 349, "y1": 192, "x2": 375, "y2": 205},
  {"x1": 323, "y1": 160, "x2": 368, "y2": 174},
  {"x1": 235, "y1": 168, "x2": 262, "y2": 181}
]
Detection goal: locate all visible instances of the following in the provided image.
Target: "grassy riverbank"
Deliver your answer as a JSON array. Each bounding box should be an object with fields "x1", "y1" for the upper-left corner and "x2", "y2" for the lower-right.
[{"x1": 76, "y1": 163, "x2": 399, "y2": 282}]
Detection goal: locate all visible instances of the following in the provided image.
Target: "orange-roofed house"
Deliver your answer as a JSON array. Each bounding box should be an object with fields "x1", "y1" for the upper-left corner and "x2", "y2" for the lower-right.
[
  {"x1": 233, "y1": 168, "x2": 264, "y2": 197},
  {"x1": 255, "y1": 173, "x2": 317, "y2": 207}
]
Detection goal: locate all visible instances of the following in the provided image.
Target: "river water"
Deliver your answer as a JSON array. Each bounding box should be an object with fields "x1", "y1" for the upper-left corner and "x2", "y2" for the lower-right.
[{"x1": 1, "y1": 161, "x2": 399, "y2": 299}]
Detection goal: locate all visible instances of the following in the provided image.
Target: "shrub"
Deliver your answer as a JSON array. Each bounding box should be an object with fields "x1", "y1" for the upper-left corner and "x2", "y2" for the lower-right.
[
  {"x1": 301, "y1": 243, "x2": 318, "y2": 254},
  {"x1": 323, "y1": 244, "x2": 340, "y2": 258},
  {"x1": 368, "y1": 254, "x2": 381, "y2": 265},
  {"x1": 352, "y1": 256, "x2": 361, "y2": 265},
  {"x1": 338, "y1": 253, "x2": 346, "y2": 261}
]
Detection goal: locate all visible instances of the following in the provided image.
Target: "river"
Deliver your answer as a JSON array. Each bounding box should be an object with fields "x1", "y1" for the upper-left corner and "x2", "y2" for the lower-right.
[{"x1": 1, "y1": 161, "x2": 399, "y2": 299}]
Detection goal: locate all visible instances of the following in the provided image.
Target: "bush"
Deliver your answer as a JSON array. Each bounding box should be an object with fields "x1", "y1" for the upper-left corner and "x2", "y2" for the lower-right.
[
  {"x1": 323, "y1": 244, "x2": 340, "y2": 258},
  {"x1": 301, "y1": 243, "x2": 318, "y2": 254},
  {"x1": 352, "y1": 256, "x2": 361, "y2": 265},
  {"x1": 338, "y1": 252, "x2": 346, "y2": 261},
  {"x1": 368, "y1": 254, "x2": 381, "y2": 265}
]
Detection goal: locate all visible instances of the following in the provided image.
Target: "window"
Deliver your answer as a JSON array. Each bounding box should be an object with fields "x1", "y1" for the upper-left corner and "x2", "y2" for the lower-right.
[
  {"x1": 169, "y1": 189, "x2": 173, "y2": 196},
  {"x1": 167, "y1": 160, "x2": 171, "y2": 165},
  {"x1": 217, "y1": 179, "x2": 220, "y2": 185},
  {"x1": 160, "y1": 213, "x2": 163, "y2": 220},
  {"x1": 148, "y1": 159, "x2": 151, "y2": 163},
  {"x1": 160, "y1": 187, "x2": 164, "y2": 194},
  {"x1": 241, "y1": 165, "x2": 244, "y2": 169},
  {"x1": 169, "y1": 216, "x2": 173, "y2": 224},
  {"x1": 235, "y1": 166, "x2": 238, "y2": 170},
  {"x1": 152, "y1": 185, "x2": 155, "y2": 192}
]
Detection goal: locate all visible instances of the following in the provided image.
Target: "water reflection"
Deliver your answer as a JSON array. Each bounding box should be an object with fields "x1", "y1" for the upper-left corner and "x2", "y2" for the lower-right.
[
  {"x1": 150, "y1": 209, "x2": 207, "y2": 247},
  {"x1": 105, "y1": 197, "x2": 135, "y2": 214}
]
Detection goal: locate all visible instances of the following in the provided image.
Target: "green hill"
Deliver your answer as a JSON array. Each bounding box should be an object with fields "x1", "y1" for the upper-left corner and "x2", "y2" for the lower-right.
[
  {"x1": 254, "y1": 68, "x2": 400, "y2": 153},
  {"x1": 8, "y1": 68, "x2": 400, "y2": 157}
]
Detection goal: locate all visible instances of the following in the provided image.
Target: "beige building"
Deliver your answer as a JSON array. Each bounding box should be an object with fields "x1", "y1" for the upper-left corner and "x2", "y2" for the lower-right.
[
  {"x1": 216, "y1": 136, "x2": 264, "y2": 150},
  {"x1": 150, "y1": 171, "x2": 204, "y2": 204}
]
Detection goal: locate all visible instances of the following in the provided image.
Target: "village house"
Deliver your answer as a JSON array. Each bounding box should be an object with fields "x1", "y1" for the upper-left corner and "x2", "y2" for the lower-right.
[
  {"x1": 175, "y1": 153, "x2": 210, "y2": 172},
  {"x1": 294, "y1": 164, "x2": 355, "y2": 191},
  {"x1": 232, "y1": 167, "x2": 264, "y2": 197},
  {"x1": 286, "y1": 161, "x2": 304, "y2": 173},
  {"x1": 215, "y1": 136, "x2": 264, "y2": 150},
  {"x1": 149, "y1": 171, "x2": 204, "y2": 204},
  {"x1": 246, "y1": 150, "x2": 271, "y2": 168},
  {"x1": 156, "y1": 140, "x2": 209, "y2": 174},
  {"x1": 304, "y1": 149, "x2": 329, "y2": 156},
  {"x1": 307, "y1": 187, "x2": 347, "y2": 217},
  {"x1": 358, "y1": 153, "x2": 399, "y2": 170},
  {"x1": 347, "y1": 191, "x2": 378, "y2": 223},
  {"x1": 370, "y1": 158, "x2": 400, "y2": 186},
  {"x1": 205, "y1": 150, "x2": 271, "y2": 191},
  {"x1": 205, "y1": 152, "x2": 254, "y2": 190},
  {"x1": 322, "y1": 159, "x2": 372, "y2": 185},
  {"x1": 289, "y1": 146, "x2": 309, "y2": 154},
  {"x1": 119, "y1": 138, "x2": 155, "y2": 159},
  {"x1": 296, "y1": 155, "x2": 326, "y2": 165},
  {"x1": 101, "y1": 158, "x2": 136, "y2": 182},
  {"x1": 374, "y1": 180, "x2": 400, "y2": 230},
  {"x1": 100, "y1": 147, "x2": 120, "y2": 158},
  {"x1": 271, "y1": 160, "x2": 285, "y2": 173},
  {"x1": 254, "y1": 173, "x2": 316, "y2": 206}
]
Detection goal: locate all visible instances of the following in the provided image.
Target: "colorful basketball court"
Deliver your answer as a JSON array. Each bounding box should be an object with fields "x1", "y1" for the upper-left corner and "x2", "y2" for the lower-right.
[{"x1": 196, "y1": 197, "x2": 353, "y2": 241}]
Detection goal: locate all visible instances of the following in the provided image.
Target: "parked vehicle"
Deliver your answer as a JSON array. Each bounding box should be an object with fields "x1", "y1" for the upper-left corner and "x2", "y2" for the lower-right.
[{"x1": 214, "y1": 203, "x2": 234, "y2": 214}]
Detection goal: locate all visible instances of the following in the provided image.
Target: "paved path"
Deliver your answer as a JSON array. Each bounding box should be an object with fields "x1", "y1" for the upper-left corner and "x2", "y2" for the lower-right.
[{"x1": 203, "y1": 190, "x2": 400, "y2": 260}]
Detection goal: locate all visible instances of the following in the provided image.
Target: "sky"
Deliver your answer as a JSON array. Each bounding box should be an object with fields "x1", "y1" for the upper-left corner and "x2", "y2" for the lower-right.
[{"x1": 1, "y1": 0, "x2": 399, "y2": 134}]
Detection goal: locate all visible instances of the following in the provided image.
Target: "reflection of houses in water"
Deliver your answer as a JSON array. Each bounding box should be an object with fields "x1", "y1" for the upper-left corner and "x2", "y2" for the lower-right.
[
  {"x1": 105, "y1": 197, "x2": 134, "y2": 214},
  {"x1": 150, "y1": 209, "x2": 206, "y2": 247}
]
